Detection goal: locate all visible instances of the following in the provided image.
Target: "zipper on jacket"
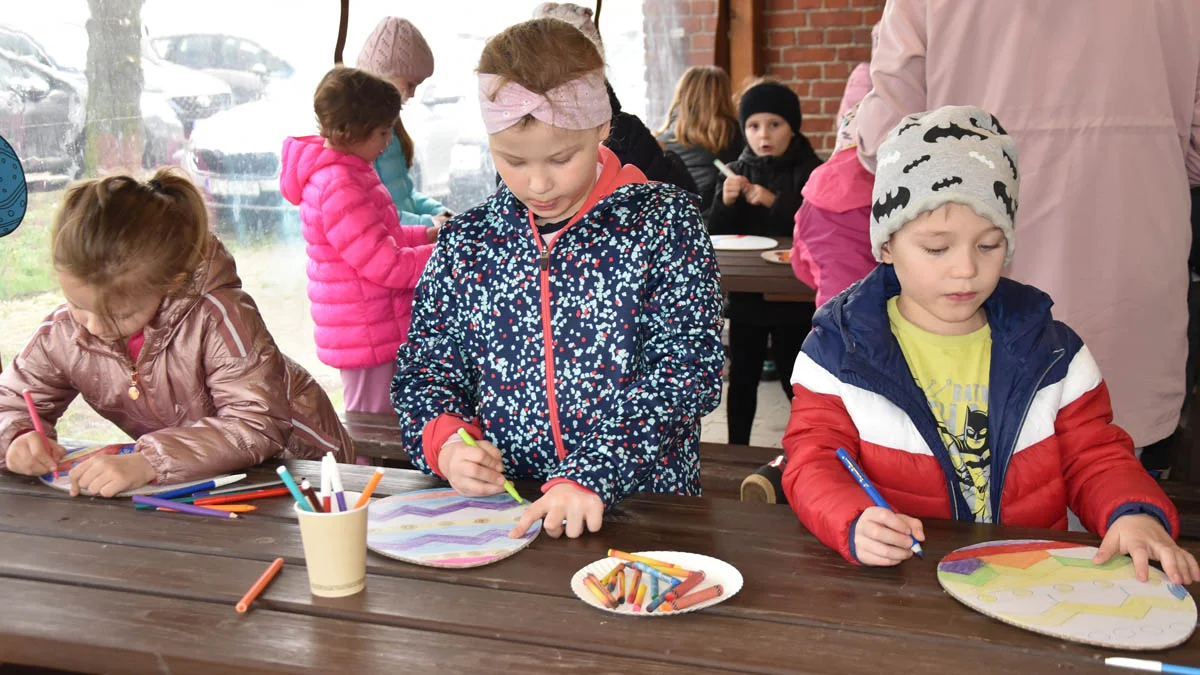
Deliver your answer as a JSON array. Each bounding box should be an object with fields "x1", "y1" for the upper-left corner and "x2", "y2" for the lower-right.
[
  {"x1": 993, "y1": 347, "x2": 1064, "y2": 525},
  {"x1": 531, "y1": 223, "x2": 568, "y2": 461}
]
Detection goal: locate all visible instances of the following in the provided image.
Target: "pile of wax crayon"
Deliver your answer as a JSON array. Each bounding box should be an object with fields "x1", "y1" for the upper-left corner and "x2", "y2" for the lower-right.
[{"x1": 581, "y1": 550, "x2": 725, "y2": 613}]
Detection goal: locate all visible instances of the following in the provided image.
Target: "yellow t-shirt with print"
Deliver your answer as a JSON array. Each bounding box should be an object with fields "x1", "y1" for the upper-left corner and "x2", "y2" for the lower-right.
[{"x1": 887, "y1": 297, "x2": 993, "y2": 523}]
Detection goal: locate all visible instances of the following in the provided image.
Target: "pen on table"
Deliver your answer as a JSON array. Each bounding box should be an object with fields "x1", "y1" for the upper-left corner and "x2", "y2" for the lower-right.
[
  {"x1": 456, "y1": 428, "x2": 523, "y2": 503},
  {"x1": 153, "y1": 473, "x2": 247, "y2": 501},
  {"x1": 132, "y1": 495, "x2": 239, "y2": 519},
  {"x1": 21, "y1": 389, "x2": 57, "y2": 481},
  {"x1": 199, "y1": 478, "x2": 285, "y2": 497},
  {"x1": 835, "y1": 447, "x2": 924, "y2": 559},
  {"x1": 1106, "y1": 657, "x2": 1200, "y2": 675}
]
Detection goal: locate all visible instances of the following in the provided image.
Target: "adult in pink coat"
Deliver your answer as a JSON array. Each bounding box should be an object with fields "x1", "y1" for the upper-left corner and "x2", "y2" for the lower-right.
[{"x1": 854, "y1": 0, "x2": 1200, "y2": 448}]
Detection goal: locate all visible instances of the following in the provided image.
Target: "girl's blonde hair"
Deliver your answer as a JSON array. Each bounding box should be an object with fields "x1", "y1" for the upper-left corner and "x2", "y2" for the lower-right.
[
  {"x1": 476, "y1": 17, "x2": 606, "y2": 125},
  {"x1": 657, "y1": 66, "x2": 739, "y2": 155},
  {"x1": 314, "y1": 66, "x2": 408, "y2": 162},
  {"x1": 52, "y1": 168, "x2": 208, "y2": 317}
]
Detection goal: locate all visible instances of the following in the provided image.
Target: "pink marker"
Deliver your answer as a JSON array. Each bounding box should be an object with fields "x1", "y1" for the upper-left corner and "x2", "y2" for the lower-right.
[{"x1": 21, "y1": 389, "x2": 56, "y2": 480}]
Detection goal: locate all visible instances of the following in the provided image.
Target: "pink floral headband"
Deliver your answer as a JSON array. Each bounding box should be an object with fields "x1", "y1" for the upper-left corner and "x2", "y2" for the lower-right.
[{"x1": 477, "y1": 72, "x2": 611, "y2": 134}]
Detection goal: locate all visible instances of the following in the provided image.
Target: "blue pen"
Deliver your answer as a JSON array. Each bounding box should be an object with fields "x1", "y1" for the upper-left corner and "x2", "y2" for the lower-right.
[
  {"x1": 835, "y1": 448, "x2": 924, "y2": 559},
  {"x1": 1106, "y1": 657, "x2": 1200, "y2": 675},
  {"x1": 152, "y1": 473, "x2": 246, "y2": 501},
  {"x1": 276, "y1": 465, "x2": 312, "y2": 512}
]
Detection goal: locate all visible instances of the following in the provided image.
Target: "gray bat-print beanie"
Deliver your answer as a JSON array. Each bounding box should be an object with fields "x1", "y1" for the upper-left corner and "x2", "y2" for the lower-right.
[{"x1": 870, "y1": 105, "x2": 1019, "y2": 264}]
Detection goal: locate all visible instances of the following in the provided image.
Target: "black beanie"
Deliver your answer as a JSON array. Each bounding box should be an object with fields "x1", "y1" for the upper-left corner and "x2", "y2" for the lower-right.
[{"x1": 738, "y1": 82, "x2": 802, "y2": 134}]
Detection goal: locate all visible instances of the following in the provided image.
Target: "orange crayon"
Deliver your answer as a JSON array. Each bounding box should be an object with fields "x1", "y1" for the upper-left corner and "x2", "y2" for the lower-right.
[
  {"x1": 627, "y1": 568, "x2": 642, "y2": 604},
  {"x1": 236, "y1": 557, "x2": 284, "y2": 613},
  {"x1": 583, "y1": 573, "x2": 619, "y2": 609},
  {"x1": 616, "y1": 567, "x2": 626, "y2": 603},
  {"x1": 666, "y1": 571, "x2": 706, "y2": 602},
  {"x1": 666, "y1": 584, "x2": 723, "y2": 611}
]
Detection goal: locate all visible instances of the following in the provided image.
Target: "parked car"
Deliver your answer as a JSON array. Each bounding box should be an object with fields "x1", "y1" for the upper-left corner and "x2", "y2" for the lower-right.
[
  {"x1": 151, "y1": 34, "x2": 294, "y2": 105},
  {"x1": 0, "y1": 24, "x2": 233, "y2": 138},
  {"x1": 0, "y1": 47, "x2": 185, "y2": 182}
]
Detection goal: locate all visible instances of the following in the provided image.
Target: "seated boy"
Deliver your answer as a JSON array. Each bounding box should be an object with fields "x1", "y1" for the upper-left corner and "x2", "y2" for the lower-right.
[{"x1": 781, "y1": 105, "x2": 1198, "y2": 584}]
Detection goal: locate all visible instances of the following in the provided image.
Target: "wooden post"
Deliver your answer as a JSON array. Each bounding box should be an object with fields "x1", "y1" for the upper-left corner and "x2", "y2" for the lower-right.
[
  {"x1": 728, "y1": 0, "x2": 762, "y2": 89},
  {"x1": 714, "y1": 0, "x2": 730, "y2": 70}
]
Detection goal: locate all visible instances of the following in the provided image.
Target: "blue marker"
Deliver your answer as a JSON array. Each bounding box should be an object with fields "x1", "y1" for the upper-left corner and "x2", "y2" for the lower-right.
[
  {"x1": 1106, "y1": 657, "x2": 1200, "y2": 675},
  {"x1": 835, "y1": 448, "x2": 924, "y2": 559},
  {"x1": 276, "y1": 465, "x2": 312, "y2": 512}
]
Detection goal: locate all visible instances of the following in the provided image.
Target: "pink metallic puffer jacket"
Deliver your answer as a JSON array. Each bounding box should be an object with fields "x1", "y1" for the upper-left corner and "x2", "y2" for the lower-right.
[
  {"x1": 280, "y1": 136, "x2": 434, "y2": 369},
  {"x1": 0, "y1": 235, "x2": 355, "y2": 484}
]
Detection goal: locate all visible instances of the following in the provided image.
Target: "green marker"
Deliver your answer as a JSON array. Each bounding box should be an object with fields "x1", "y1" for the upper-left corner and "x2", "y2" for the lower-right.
[{"x1": 457, "y1": 428, "x2": 523, "y2": 503}]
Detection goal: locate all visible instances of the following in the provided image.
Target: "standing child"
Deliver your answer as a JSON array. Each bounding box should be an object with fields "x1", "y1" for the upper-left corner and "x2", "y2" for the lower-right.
[
  {"x1": 0, "y1": 170, "x2": 353, "y2": 496},
  {"x1": 705, "y1": 79, "x2": 822, "y2": 445},
  {"x1": 782, "y1": 106, "x2": 1198, "y2": 585},
  {"x1": 356, "y1": 17, "x2": 452, "y2": 227},
  {"x1": 391, "y1": 18, "x2": 725, "y2": 539},
  {"x1": 280, "y1": 67, "x2": 437, "y2": 414},
  {"x1": 656, "y1": 65, "x2": 745, "y2": 211}
]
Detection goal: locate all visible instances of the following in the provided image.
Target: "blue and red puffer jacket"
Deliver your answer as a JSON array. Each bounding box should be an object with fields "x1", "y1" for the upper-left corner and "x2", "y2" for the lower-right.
[
  {"x1": 391, "y1": 146, "x2": 725, "y2": 506},
  {"x1": 783, "y1": 264, "x2": 1179, "y2": 563}
]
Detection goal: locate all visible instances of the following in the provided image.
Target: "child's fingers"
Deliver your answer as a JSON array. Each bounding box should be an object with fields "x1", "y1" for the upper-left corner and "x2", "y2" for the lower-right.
[
  {"x1": 1092, "y1": 534, "x2": 1120, "y2": 565},
  {"x1": 1185, "y1": 550, "x2": 1200, "y2": 584},
  {"x1": 856, "y1": 539, "x2": 908, "y2": 566},
  {"x1": 859, "y1": 515, "x2": 917, "y2": 551},
  {"x1": 1156, "y1": 544, "x2": 1184, "y2": 585},
  {"x1": 564, "y1": 510, "x2": 584, "y2": 539},
  {"x1": 509, "y1": 500, "x2": 545, "y2": 538},
  {"x1": 456, "y1": 458, "x2": 504, "y2": 486},
  {"x1": 463, "y1": 445, "x2": 504, "y2": 474},
  {"x1": 453, "y1": 476, "x2": 504, "y2": 497},
  {"x1": 900, "y1": 515, "x2": 925, "y2": 542},
  {"x1": 585, "y1": 504, "x2": 603, "y2": 534},
  {"x1": 1129, "y1": 545, "x2": 1151, "y2": 583},
  {"x1": 94, "y1": 474, "x2": 126, "y2": 499},
  {"x1": 43, "y1": 437, "x2": 67, "y2": 462}
]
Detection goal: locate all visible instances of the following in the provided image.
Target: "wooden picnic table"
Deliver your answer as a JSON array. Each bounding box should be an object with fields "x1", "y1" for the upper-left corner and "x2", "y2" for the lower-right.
[
  {"x1": 715, "y1": 236, "x2": 815, "y2": 302},
  {"x1": 2, "y1": 459, "x2": 1199, "y2": 674}
]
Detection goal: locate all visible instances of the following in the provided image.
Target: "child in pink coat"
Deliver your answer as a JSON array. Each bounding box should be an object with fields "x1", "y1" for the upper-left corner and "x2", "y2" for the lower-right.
[{"x1": 280, "y1": 67, "x2": 437, "y2": 414}]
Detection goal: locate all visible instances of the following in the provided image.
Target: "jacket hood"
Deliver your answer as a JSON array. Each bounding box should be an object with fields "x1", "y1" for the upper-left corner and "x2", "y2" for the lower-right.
[{"x1": 280, "y1": 135, "x2": 375, "y2": 206}]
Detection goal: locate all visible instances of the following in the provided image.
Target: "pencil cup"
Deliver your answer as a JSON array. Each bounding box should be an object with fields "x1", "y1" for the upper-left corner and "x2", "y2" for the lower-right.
[{"x1": 294, "y1": 491, "x2": 367, "y2": 598}]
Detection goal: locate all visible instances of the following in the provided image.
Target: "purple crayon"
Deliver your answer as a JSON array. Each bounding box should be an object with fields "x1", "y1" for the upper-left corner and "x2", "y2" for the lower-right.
[{"x1": 132, "y1": 495, "x2": 239, "y2": 519}]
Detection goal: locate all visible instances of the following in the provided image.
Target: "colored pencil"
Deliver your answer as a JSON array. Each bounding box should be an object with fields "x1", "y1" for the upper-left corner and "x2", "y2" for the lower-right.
[
  {"x1": 159, "y1": 504, "x2": 256, "y2": 514},
  {"x1": 456, "y1": 428, "x2": 523, "y2": 503},
  {"x1": 299, "y1": 478, "x2": 324, "y2": 513},
  {"x1": 276, "y1": 465, "x2": 312, "y2": 512},
  {"x1": 836, "y1": 448, "x2": 924, "y2": 559},
  {"x1": 153, "y1": 474, "x2": 246, "y2": 501},
  {"x1": 194, "y1": 487, "x2": 292, "y2": 506},
  {"x1": 132, "y1": 495, "x2": 238, "y2": 518},
  {"x1": 200, "y1": 479, "x2": 284, "y2": 497},
  {"x1": 236, "y1": 557, "x2": 284, "y2": 613},
  {"x1": 353, "y1": 467, "x2": 385, "y2": 509},
  {"x1": 21, "y1": 389, "x2": 56, "y2": 480}
]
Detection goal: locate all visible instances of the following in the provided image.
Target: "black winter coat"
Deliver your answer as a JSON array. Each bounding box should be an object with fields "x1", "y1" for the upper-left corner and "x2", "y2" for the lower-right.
[{"x1": 658, "y1": 113, "x2": 744, "y2": 211}]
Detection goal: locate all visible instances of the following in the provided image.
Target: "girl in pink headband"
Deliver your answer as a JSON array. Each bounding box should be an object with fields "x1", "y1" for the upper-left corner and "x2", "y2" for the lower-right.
[{"x1": 391, "y1": 18, "x2": 726, "y2": 541}]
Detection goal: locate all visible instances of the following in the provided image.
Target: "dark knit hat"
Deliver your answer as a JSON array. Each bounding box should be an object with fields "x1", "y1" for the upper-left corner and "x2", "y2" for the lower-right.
[{"x1": 738, "y1": 82, "x2": 802, "y2": 134}]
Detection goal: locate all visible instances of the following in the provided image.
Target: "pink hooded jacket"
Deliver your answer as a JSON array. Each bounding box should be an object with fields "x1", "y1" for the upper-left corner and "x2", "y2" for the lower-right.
[
  {"x1": 280, "y1": 136, "x2": 434, "y2": 370},
  {"x1": 0, "y1": 235, "x2": 354, "y2": 484}
]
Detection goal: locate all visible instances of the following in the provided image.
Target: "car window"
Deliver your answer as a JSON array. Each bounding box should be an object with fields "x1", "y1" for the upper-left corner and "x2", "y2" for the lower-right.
[{"x1": 174, "y1": 35, "x2": 215, "y2": 69}]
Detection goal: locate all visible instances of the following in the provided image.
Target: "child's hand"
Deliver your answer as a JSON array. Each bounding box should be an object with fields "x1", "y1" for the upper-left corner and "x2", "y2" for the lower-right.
[
  {"x1": 4, "y1": 433, "x2": 66, "y2": 476},
  {"x1": 853, "y1": 506, "x2": 925, "y2": 566},
  {"x1": 743, "y1": 184, "x2": 776, "y2": 208},
  {"x1": 68, "y1": 453, "x2": 156, "y2": 497},
  {"x1": 1094, "y1": 513, "x2": 1200, "y2": 584},
  {"x1": 439, "y1": 437, "x2": 507, "y2": 497},
  {"x1": 426, "y1": 224, "x2": 442, "y2": 242},
  {"x1": 510, "y1": 483, "x2": 604, "y2": 539},
  {"x1": 722, "y1": 175, "x2": 748, "y2": 206}
]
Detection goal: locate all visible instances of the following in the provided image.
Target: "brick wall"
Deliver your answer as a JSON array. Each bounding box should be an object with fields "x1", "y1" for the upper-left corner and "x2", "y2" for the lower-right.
[{"x1": 643, "y1": 0, "x2": 883, "y2": 156}]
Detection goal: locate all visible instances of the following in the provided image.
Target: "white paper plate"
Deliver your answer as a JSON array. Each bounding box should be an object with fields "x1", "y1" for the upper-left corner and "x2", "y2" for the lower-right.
[
  {"x1": 760, "y1": 249, "x2": 791, "y2": 265},
  {"x1": 570, "y1": 550, "x2": 742, "y2": 616},
  {"x1": 711, "y1": 235, "x2": 779, "y2": 251}
]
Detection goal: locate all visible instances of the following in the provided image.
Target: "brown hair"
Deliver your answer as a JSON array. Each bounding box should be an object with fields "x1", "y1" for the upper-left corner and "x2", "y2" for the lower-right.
[
  {"x1": 656, "y1": 66, "x2": 738, "y2": 156},
  {"x1": 52, "y1": 168, "x2": 209, "y2": 317},
  {"x1": 476, "y1": 18, "x2": 605, "y2": 125},
  {"x1": 314, "y1": 66, "x2": 403, "y2": 150}
]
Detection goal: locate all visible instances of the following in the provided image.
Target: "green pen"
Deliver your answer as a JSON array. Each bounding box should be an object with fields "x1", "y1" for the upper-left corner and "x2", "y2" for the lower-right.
[{"x1": 456, "y1": 428, "x2": 523, "y2": 503}]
